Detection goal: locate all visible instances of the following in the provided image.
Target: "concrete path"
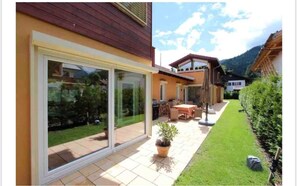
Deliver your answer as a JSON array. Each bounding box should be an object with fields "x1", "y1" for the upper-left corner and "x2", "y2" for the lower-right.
[{"x1": 49, "y1": 101, "x2": 229, "y2": 186}]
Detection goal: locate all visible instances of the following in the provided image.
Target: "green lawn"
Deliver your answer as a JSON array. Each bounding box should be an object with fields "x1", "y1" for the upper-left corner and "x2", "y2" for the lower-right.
[
  {"x1": 48, "y1": 114, "x2": 144, "y2": 147},
  {"x1": 175, "y1": 100, "x2": 269, "y2": 185}
]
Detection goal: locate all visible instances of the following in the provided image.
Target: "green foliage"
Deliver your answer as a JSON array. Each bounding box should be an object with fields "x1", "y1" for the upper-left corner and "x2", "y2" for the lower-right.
[
  {"x1": 224, "y1": 91, "x2": 239, "y2": 99},
  {"x1": 220, "y1": 45, "x2": 261, "y2": 79},
  {"x1": 239, "y1": 75, "x2": 282, "y2": 171},
  {"x1": 156, "y1": 122, "x2": 179, "y2": 147},
  {"x1": 48, "y1": 71, "x2": 108, "y2": 129}
]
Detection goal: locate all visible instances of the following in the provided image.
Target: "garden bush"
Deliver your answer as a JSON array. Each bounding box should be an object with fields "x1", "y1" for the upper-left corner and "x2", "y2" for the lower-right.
[
  {"x1": 224, "y1": 91, "x2": 239, "y2": 99},
  {"x1": 239, "y1": 75, "x2": 282, "y2": 171}
]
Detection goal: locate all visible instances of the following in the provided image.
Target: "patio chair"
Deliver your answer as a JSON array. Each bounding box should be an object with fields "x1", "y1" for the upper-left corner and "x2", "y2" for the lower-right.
[
  {"x1": 193, "y1": 108, "x2": 202, "y2": 120},
  {"x1": 169, "y1": 108, "x2": 179, "y2": 121},
  {"x1": 186, "y1": 101, "x2": 193, "y2": 105}
]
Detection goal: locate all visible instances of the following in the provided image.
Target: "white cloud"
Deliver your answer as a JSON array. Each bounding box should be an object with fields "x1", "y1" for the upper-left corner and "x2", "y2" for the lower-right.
[
  {"x1": 175, "y1": 12, "x2": 205, "y2": 35},
  {"x1": 155, "y1": 48, "x2": 195, "y2": 69},
  {"x1": 154, "y1": 1, "x2": 282, "y2": 65},
  {"x1": 153, "y1": 30, "x2": 173, "y2": 38},
  {"x1": 221, "y1": 1, "x2": 282, "y2": 21},
  {"x1": 158, "y1": 39, "x2": 177, "y2": 47},
  {"x1": 176, "y1": 2, "x2": 184, "y2": 9},
  {"x1": 207, "y1": 14, "x2": 214, "y2": 21},
  {"x1": 199, "y1": 5, "x2": 207, "y2": 12},
  {"x1": 211, "y1": 2, "x2": 223, "y2": 10},
  {"x1": 204, "y1": 0, "x2": 282, "y2": 59},
  {"x1": 186, "y1": 30, "x2": 201, "y2": 49}
]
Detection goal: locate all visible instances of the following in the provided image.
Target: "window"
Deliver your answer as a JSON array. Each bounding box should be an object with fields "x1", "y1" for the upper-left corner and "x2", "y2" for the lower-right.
[
  {"x1": 114, "y1": 3, "x2": 147, "y2": 26},
  {"x1": 47, "y1": 60, "x2": 109, "y2": 171},
  {"x1": 239, "y1": 82, "x2": 242, "y2": 85},
  {"x1": 176, "y1": 84, "x2": 182, "y2": 100},
  {"x1": 186, "y1": 86, "x2": 202, "y2": 106},
  {"x1": 228, "y1": 82, "x2": 231, "y2": 86},
  {"x1": 114, "y1": 70, "x2": 146, "y2": 146},
  {"x1": 160, "y1": 81, "x2": 167, "y2": 101}
]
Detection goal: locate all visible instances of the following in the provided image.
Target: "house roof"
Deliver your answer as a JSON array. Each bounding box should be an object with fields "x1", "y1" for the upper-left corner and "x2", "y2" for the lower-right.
[
  {"x1": 251, "y1": 30, "x2": 282, "y2": 72},
  {"x1": 155, "y1": 65, "x2": 194, "y2": 81},
  {"x1": 222, "y1": 71, "x2": 251, "y2": 83},
  {"x1": 169, "y1": 53, "x2": 224, "y2": 74}
]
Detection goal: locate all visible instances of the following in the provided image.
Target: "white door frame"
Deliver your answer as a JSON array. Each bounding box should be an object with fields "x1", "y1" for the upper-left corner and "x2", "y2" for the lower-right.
[{"x1": 30, "y1": 31, "x2": 156, "y2": 184}]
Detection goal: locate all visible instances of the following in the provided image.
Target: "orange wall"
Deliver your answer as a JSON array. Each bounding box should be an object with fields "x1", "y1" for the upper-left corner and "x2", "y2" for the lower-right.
[
  {"x1": 16, "y1": 12, "x2": 151, "y2": 185},
  {"x1": 177, "y1": 71, "x2": 205, "y2": 85},
  {"x1": 152, "y1": 73, "x2": 189, "y2": 102}
]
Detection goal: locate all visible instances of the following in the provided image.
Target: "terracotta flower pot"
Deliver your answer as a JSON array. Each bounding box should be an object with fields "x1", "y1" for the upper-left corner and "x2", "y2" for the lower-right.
[{"x1": 156, "y1": 145, "x2": 171, "y2": 158}]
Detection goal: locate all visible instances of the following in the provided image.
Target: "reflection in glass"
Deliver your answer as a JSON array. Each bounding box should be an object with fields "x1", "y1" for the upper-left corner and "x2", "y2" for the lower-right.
[
  {"x1": 47, "y1": 60, "x2": 108, "y2": 171},
  {"x1": 115, "y1": 70, "x2": 145, "y2": 146},
  {"x1": 187, "y1": 86, "x2": 202, "y2": 106}
]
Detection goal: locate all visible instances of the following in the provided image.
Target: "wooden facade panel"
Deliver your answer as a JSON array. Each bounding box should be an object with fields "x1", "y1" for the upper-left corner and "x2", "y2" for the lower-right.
[{"x1": 16, "y1": 2, "x2": 152, "y2": 60}]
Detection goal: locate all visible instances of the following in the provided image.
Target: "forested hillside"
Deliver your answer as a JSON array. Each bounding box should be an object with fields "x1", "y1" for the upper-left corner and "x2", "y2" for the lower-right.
[{"x1": 220, "y1": 45, "x2": 262, "y2": 78}]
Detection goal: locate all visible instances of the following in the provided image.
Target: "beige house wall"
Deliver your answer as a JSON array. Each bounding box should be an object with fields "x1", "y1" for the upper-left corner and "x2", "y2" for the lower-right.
[
  {"x1": 16, "y1": 12, "x2": 152, "y2": 185},
  {"x1": 152, "y1": 73, "x2": 189, "y2": 102},
  {"x1": 177, "y1": 71, "x2": 204, "y2": 85}
]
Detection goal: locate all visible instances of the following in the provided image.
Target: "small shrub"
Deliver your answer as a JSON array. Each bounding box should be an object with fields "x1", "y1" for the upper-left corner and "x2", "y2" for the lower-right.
[{"x1": 156, "y1": 122, "x2": 179, "y2": 147}]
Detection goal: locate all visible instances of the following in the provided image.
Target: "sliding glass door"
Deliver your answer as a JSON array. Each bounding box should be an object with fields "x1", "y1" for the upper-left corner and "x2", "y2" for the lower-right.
[
  {"x1": 186, "y1": 86, "x2": 202, "y2": 106},
  {"x1": 114, "y1": 70, "x2": 146, "y2": 146},
  {"x1": 43, "y1": 57, "x2": 147, "y2": 179},
  {"x1": 47, "y1": 60, "x2": 109, "y2": 171}
]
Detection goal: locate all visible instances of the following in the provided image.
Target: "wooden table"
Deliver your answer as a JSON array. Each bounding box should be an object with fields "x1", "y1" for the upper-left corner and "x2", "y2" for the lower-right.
[{"x1": 173, "y1": 104, "x2": 197, "y2": 119}]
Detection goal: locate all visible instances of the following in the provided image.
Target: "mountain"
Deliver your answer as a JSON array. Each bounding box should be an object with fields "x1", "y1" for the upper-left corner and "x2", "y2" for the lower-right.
[{"x1": 220, "y1": 45, "x2": 262, "y2": 78}]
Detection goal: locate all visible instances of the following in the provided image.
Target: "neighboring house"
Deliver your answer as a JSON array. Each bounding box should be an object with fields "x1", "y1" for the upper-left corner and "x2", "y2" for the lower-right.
[
  {"x1": 168, "y1": 54, "x2": 225, "y2": 105},
  {"x1": 152, "y1": 65, "x2": 194, "y2": 103},
  {"x1": 222, "y1": 72, "x2": 250, "y2": 92},
  {"x1": 16, "y1": 3, "x2": 158, "y2": 185},
  {"x1": 251, "y1": 30, "x2": 282, "y2": 76}
]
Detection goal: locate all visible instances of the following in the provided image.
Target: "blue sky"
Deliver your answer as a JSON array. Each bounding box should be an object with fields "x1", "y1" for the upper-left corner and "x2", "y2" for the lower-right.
[{"x1": 152, "y1": 2, "x2": 282, "y2": 68}]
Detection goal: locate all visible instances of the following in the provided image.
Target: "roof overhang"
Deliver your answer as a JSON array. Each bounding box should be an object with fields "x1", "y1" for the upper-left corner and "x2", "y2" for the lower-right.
[
  {"x1": 169, "y1": 53, "x2": 225, "y2": 74},
  {"x1": 251, "y1": 30, "x2": 282, "y2": 72}
]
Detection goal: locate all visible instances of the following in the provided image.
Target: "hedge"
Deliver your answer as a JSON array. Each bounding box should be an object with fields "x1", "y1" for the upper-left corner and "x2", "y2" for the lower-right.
[
  {"x1": 239, "y1": 75, "x2": 282, "y2": 171},
  {"x1": 224, "y1": 91, "x2": 239, "y2": 99}
]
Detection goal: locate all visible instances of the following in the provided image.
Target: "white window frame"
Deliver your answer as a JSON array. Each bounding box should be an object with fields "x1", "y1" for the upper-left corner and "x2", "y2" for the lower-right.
[{"x1": 30, "y1": 31, "x2": 157, "y2": 184}]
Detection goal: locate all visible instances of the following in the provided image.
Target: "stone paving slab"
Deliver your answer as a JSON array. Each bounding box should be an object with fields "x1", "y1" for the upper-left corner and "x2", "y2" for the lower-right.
[{"x1": 48, "y1": 101, "x2": 229, "y2": 186}]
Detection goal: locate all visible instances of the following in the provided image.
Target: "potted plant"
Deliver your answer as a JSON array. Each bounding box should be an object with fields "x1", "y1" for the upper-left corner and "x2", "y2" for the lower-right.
[{"x1": 155, "y1": 121, "x2": 179, "y2": 157}]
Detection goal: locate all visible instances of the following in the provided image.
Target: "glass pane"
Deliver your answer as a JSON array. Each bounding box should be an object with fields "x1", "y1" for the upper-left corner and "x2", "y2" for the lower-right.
[
  {"x1": 187, "y1": 86, "x2": 202, "y2": 106},
  {"x1": 47, "y1": 60, "x2": 109, "y2": 171},
  {"x1": 115, "y1": 70, "x2": 145, "y2": 146}
]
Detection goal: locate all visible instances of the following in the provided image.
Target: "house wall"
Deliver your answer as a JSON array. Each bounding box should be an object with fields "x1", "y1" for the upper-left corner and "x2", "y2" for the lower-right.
[
  {"x1": 226, "y1": 80, "x2": 245, "y2": 92},
  {"x1": 272, "y1": 51, "x2": 282, "y2": 75},
  {"x1": 16, "y1": 3, "x2": 153, "y2": 60},
  {"x1": 177, "y1": 71, "x2": 205, "y2": 85},
  {"x1": 152, "y1": 73, "x2": 188, "y2": 102},
  {"x1": 16, "y1": 12, "x2": 152, "y2": 185}
]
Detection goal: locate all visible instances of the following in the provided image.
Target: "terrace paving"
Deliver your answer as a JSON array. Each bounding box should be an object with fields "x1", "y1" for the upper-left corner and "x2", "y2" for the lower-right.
[{"x1": 48, "y1": 101, "x2": 229, "y2": 186}]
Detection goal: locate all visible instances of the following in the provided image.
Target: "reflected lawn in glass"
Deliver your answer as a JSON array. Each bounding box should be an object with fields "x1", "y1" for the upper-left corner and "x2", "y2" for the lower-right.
[
  {"x1": 115, "y1": 114, "x2": 144, "y2": 128},
  {"x1": 48, "y1": 123, "x2": 106, "y2": 147}
]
